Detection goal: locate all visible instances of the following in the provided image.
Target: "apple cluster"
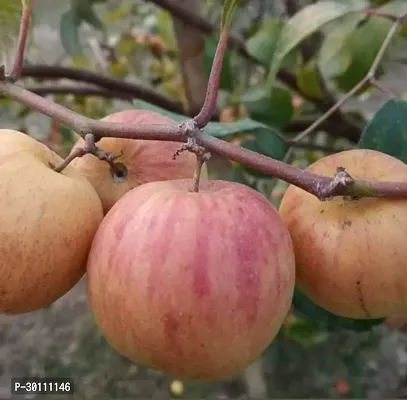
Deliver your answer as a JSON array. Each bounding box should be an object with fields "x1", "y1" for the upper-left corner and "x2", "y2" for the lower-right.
[{"x1": 2, "y1": 109, "x2": 407, "y2": 381}]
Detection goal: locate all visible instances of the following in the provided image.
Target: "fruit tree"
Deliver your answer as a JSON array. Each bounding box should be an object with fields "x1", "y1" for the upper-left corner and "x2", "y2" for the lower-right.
[{"x1": 1, "y1": 0, "x2": 407, "y2": 397}]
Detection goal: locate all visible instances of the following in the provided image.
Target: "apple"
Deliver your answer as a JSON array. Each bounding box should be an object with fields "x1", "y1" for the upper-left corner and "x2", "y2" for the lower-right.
[
  {"x1": 279, "y1": 149, "x2": 407, "y2": 319},
  {"x1": 0, "y1": 129, "x2": 103, "y2": 314},
  {"x1": 70, "y1": 109, "x2": 207, "y2": 213},
  {"x1": 86, "y1": 179, "x2": 295, "y2": 380}
]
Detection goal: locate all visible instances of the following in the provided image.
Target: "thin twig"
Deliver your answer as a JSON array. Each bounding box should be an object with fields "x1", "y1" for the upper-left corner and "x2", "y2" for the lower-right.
[
  {"x1": 194, "y1": 28, "x2": 228, "y2": 127},
  {"x1": 50, "y1": 133, "x2": 121, "y2": 172},
  {"x1": 7, "y1": 0, "x2": 31, "y2": 81}
]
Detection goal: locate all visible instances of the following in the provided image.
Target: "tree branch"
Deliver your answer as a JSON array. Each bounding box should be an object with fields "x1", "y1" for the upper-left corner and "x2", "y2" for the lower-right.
[
  {"x1": 149, "y1": 0, "x2": 362, "y2": 142},
  {"x1": 194, "y1": 27, "x2": 228, "y2": 127},
  {"x1": 20, "y1": 64, "x2": 186, "y2": 114},
  {"x1": 2, "y1": 83, "x2": 355, "y2": 139},
  {"x1": 7, "y1": 0, "x2": 31, "y2": 81},
  {"x1": 1, "y1": 79, "x2": 407, "y2": 201},
  {"x1": 0, "y1": 3, "x2": 406, "y2": 203},
  {"x1": 16, "y1": 83, "x2": 135, "y2": 100}
]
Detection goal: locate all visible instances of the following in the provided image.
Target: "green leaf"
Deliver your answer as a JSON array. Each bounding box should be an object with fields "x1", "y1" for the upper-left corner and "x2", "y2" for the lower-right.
[
  {"x1": 204, "y1": 119, "x2": 279, "y2": 138},
  {"x1": 242, "y1": 86, "x2": 293, "y2": 129},
  {"x1": 132, "y1": 99, "x2": 188, "y2": 122},
  {"x1": 132, "y1": 99, "x2": 289, "y2": 139},
  {"x1": 266, "y1": 0, "x2": 368, "y2": 90},
  {"x1": 283, "y1": 318, "x2": 328, "y2": 347},
  {"x1": 225, "y1": 165, "x2": 252, "y2": 186},
  {"x1": 246, "y1": 18, "x2": 284, "y2": 64},
  {"x1": 0, "y1": 0, "x2": 22, "y2": 66},
  {"x1": 221, "y1": 0, "x2": 240, "y2": 28},
  {"x1": 358, "y1": 100, "x2": 407, "y2": 163},
  {"x1": 334, "y1": 16, "x2": 392, "y2": 92},
  {"x1": 60, "y1": 9, "x2": 83, "y2": 56},
  {"x1": 292, "y1": 287, "x2": 384, "y2": 332},
  {"x1": 240, "y1": 130, "x2": 288, "y2": 178},
  {"x1": 377, "y1": 0, "x2": 407, "y2": 17},
  {"x1": 318, "y1": 13, "x2": 364, "y2": 78},
  {"x1": 296, "y1": 59, "x2": 323, "y2": 99},
  {"x1": 203, "y1": 35, "x2": 234, "y2": 91},
  {"x1": 73, "y1": 0, "x2": 105, "y2": 31},
  {"x1": 60, "y1": 0, "x2": 104, "y2": 55}
]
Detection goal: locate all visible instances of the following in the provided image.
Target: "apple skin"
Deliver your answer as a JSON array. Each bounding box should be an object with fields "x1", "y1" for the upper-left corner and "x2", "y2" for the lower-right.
[
  {"x1": 70, "y1": 109, "x2": 207, "y2": 214},
  {"x1": 279, "y1": 149, "x2": 407, "y2": 319},
  {"x1": 0, "y1": 129, "x2": 103, "y2": 314},
  {"x1": 86, "y1": 179, "x2": 295, "y2": 380}
]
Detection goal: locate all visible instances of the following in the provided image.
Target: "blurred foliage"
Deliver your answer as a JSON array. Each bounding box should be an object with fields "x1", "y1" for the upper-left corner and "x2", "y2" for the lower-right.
[{"x1": 3, "y1": 0, "x2": 407, "y2": 398}]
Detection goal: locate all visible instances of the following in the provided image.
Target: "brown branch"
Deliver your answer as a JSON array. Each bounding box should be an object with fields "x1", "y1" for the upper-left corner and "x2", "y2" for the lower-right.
[
  {"x1": 1, "y1": 79, "x2": 407, "y2": 201},
  {"x1": 0, "y1": 81, "x2": 182, "y2": 141},
  {"x1": 149, "y1": 0, "x2": 362, "y2": 142},
  {"x1": 17, "y1": 83, "x2": 135, "y2": 100},
  {"x1": 20, "y1": 64, "x2": 186, "y2": 115},
  {"x1": 194, "y1": 27, "x2": 228, "y2": 127},
  {"x1": 5, "y1": 83, "x2": 355, "y2": 139}
]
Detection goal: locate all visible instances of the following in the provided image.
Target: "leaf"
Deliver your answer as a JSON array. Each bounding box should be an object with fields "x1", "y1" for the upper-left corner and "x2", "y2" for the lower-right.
[
  {"x1": 132, "y1": 99, "x2": 188, "y2": 122},
  {"x1": 0, "y1": 0, "x2": 22, "y2": 67},
  {"x1": 246, "y1": 18, "x2": 284, "y2": 64},
  {"x1": 292, "y1": 287, "x2": 384, "y2": 332},
  {"x1": 221, "y1": 0, "x2": 240, "y2": 28},
  {"x1": 204, "y1": 119, "x2": 281, "y2": 138},
  {"x1": 60, "y1": 0, "x2": 104, "y2": 56},
  {"x1": 318, "y1": 13, "x2": 364, "y2": 78},
  {"x1": 266, "y1": 0, "x2": 368, "y2": 90},
  {"x1": 203, "y1": 35, "x2": 234, "y2": 91},
  {"x1": 357, "y1": 100, "x2": 407, "y2": 163},
  {"x1": 72, "y1": 0, "x2": 104, "y2": 29},
  {"x1": 334, "y1": 16, "x2": 392, "y2": 92},
  {"x1": 240, "y1": 130, "x2": 288, "y2": 179},
  {"x1": 133, "y1": 99, "x2": 288, "y2": 139},
  {"x1": 296, "y1": 59, "x2": 323, "y2": 99},
  {"x1": 242, "y1": 86, "x2": 293, "y2": 129},
  {"x1": 225, "y1": 165, "x2": 252, "y2": 186},
  {"x1": 377, "y1": 0, "x2": 407, "y2": 17},
  {"x1": 60, "y1": 9, "x2": 83, "y2": 56},
  {"x1": 283, "y1": 318, "x2": 329, "y2": 347}
]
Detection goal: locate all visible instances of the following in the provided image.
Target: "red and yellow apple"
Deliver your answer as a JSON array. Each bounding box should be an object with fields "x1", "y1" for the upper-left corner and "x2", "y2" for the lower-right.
[
  {"x1": 279, "y1": 149, "x2": 407, "y2": 319},
  {"x1": 86, "y1": 179, "x2": 295, "y2": 380},
  {"x1": 0, "y1": 129, "x2": 103, "y2": 314},
  {"x1": 70, "y1": 109, "x2": 207, "y2": 213}
]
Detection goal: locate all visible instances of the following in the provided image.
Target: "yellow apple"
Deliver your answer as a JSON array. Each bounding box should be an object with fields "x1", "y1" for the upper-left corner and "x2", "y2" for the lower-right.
[
  {"x1": 279, "y1": 149, "x2": 407, "y2": 319},
  {"x1": 0, "y1": 129, "x2": 103, "y2": 314}
]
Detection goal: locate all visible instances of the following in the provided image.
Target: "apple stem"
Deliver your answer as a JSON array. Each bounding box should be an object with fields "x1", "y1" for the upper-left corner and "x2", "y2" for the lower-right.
[
  {"x1": 192, "y1": 158, "x2": 206, "y2": 192},
  {"x1": 172, "y1": 124, "x2": 211, "y2": 192}
]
